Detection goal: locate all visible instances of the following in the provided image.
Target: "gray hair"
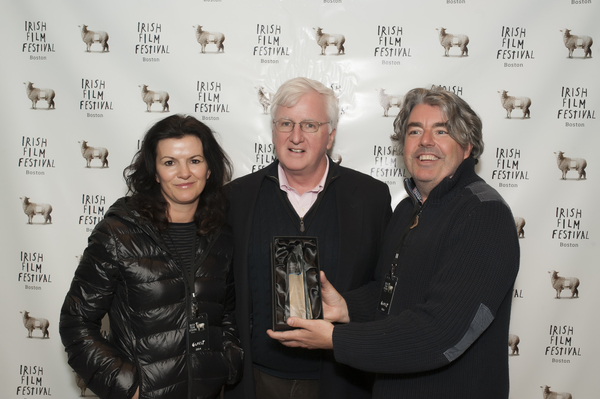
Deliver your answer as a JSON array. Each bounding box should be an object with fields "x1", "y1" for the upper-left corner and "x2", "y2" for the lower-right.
[
  {"x1": 391, "y1": 86, "x2": 484, "y2": 160},
  {"x1": 270, "y1": 77, "x2": 339, "y2": 132}
]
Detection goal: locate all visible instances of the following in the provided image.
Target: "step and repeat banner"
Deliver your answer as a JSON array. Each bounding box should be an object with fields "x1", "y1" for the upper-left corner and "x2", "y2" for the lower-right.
[{"x1": 1, "y1": 0, "x2": 598, "y2": 398}]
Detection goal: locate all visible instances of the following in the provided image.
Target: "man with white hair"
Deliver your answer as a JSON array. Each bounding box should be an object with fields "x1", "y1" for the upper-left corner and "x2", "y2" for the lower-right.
[{"x1": 224, "y1": 77, "x2": 392, "y2": 399}]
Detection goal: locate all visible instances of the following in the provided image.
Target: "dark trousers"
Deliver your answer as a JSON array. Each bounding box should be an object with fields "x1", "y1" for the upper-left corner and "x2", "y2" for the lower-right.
[{"x1": 253, "y1": 368, "x2": 319, "y2": 399}]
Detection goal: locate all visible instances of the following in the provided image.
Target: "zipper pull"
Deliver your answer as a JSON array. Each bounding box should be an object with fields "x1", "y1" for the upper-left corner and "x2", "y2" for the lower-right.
[
  {"x1": 191, "y1": 293, "x2": 199, "y2": 318},
  {"x1": 300, "y1": 217, "x2": 305, "y2": 233}
]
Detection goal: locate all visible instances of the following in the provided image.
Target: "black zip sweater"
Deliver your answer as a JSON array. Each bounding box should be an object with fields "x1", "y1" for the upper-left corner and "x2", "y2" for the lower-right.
[{"x1": 333, "y1": 158, "x2": 520, "y2": 399}]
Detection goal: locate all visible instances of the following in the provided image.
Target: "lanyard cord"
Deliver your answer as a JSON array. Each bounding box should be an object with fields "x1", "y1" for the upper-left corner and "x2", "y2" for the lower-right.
[{"x1": 390, "y1": 200, "x2": 422, "y2": 278}]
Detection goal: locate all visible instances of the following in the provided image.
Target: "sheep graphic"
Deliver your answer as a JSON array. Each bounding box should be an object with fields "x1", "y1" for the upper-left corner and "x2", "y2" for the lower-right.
[
  {"x1": 498, "y1": 90, "x2": 531, "y2": 119},
  {"x1": 79, "y1": 24, "x2": 109, "y2": 52},
  {"x1": 24, "y1": 82, "x2": 55, "y2": 110},
  {"x1": 549, "y1": 270, "x2": 580, "y2": 299},
  {"x1": 256, "y1": 86, "x2": 272, "y2": 114},
  {"x1": 437, "y1": 27, "x2": 469, "y2": 57},
  {"x1": 20, "y1": 196, "x2": 53, "y2": 224},
  {"x1": 139, "y1": 84, "x2": 170, "y2": 112},
  {"x1": 540, "y1": 385, "x2": 572, "y2": 399},
  {"x1": 554, "y1": 151, "x2": 587, "y2": 180},
  {"x1": 74, "y1": 372, "x2": 88, "y2": 397},
  {"x1": 194, "y1": 25, "x2": 225, "y2": 53},
  {"x1": 79, "y1": 140, "x2": 109, "y2": 168},
  {"x1": 20, "y1": 310, "x2": 50, "y2": 338},
  {"x1": 514, "y1": 217, "x2": 525, "y2": 238},
  {"x1": 508, "y1": 334, "x2": 520, "y2": 356},
  {"x1": 561, "y1": 29, "x2": 593, "y2": 58},
  {"x1": 314, "y1": 27, "x2": 345, "y2": 55},
  {"x1": 377, "y1": 88, "x2": 401, "y2": 117}
]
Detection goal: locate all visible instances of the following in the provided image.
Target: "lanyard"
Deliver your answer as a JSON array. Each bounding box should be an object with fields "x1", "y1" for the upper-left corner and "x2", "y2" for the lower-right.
[{"x1": 390, "y1": 198, "x2": 422, "y2": 278}]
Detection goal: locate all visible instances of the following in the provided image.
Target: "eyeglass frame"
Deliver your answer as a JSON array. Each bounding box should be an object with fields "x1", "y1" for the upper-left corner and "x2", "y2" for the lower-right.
[{"x1": 272, "y1": 119, "x2": 331, "y2": 134}]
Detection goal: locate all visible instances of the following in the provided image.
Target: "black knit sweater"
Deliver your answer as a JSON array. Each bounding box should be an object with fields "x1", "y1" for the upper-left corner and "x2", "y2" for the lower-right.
[{"x1": 333, "y1": 158, "x2": 520, "y2": 399}]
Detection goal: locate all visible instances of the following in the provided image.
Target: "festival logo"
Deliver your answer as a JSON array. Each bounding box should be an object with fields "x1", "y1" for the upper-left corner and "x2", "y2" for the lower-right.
[
  {"x1": 19, "y1": 136, "x2": 56, "y2": 173},
  {"x1": 560, "y1": 29, "x2": 593, "y2": 59},
  {"x1": 251, "y1": 142, "x2": 276, "y2": 172},
  {"x1": 78, "y1": 24, "x2": 109, "y2": 52},
  {"x1": 23, "y1": 21, "x2": 55, "y2": 55},
  {"x1": 557, "y1": 86, "x2": 596, "y2": 125},
  {"x1": 81, "y1": 79, "x2": 114, "y2": 113},
  {"x1": 19, "y1": 251, "x2": 52, "y2": 287},
  {"x1": 195, "y1": 81, "x2": 230, "y2": 119},
  {"x1": 23, "y1": 82, "x2": 55, "y2": 110},
  {"x1": 373, "y1": 25, "x2": 411, "y2": 62},
  {"x1": 16, "y1": 365, "x2": 52, "y2": 396},
  {"x1": 79, "y1": 194, "x2": 106, "y2": 230},
  {"x1": 19, "y1": 197, "x2": 52, "y2": 225},
  {"x1": 497, "y1": 90, "x2": 531, "y2": 119},
  {"x1": 194, "y1": 25, "x2": 225, "y2": 53},
  {"x1": 552, "y1": 207, "x2": 589, "y2": 244},
  {"x1": 491, "y1": 147, "x2": 530, "y2": 187},
  {"x1": 314, "y1": 27, "x2": 345, "y2": 55},
  {"x1": 508, "y1": 334, "x2": 520, "y2": 356},
  {"x1": 436, "y1": 27, "x2": 469, "y2": 57},
  {"x1": 78, "y1": 141, "x2": 109, "y2": 168},
  {"x1": 253, "y1": 24, "x2": 291, "y2": 62},
  {"x1": 545, "y1": 325, "x2": 581, "y2": 361},
  {"x1": 496, "y1": 26, "x2": 534, "y2": 65},
  {"x1": 548, "y1": 270, "x2": 580, "y2": 299},
  {"x1": 136, "y1": 22, "x2": 170, "y2": 57},
  {"x1": 376, "y1": 88, "x2": 401, "y2": 117},
  {"x1": 370, "y1": 145, "x2": 408, "y2": 186},
  {"x1": 20, "y1": 311, "x2": 50, "y2": 339},
  {"x1": 554, "y1": 151, "x2": 587, "y2": 180},
  {"x1": 139, "y1": 84, "x2": 170, "y2": 112}
]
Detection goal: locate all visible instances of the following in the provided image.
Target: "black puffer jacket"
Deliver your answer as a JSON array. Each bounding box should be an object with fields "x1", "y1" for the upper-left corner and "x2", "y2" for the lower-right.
[{"x1": 60, "y1": 197, "x2": 243, "y2": 399}]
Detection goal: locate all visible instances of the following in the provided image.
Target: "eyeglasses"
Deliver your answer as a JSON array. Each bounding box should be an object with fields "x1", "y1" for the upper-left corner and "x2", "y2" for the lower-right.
[{"x1": 273, "y1": 119, "x2": 330, "y2": 133}]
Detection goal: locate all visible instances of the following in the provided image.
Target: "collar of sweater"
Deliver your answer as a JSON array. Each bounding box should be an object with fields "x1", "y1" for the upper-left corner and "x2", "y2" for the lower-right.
[{"x1": 404, "y1": 157, "x2": 482, "y2": 206}]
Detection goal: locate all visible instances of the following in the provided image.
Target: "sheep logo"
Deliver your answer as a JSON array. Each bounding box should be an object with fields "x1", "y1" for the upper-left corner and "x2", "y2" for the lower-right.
[
  {"x1": 498, "y1": 90, "x2": 531, "y2": 119},
  {"x1": 377, "y1": 88, "x2": 402, "y2": 117},
  {"x1": 508, "y1": 334, "x2": 520, "y2": 356},
  {"x1": 79, "y1": 140, "x2": 109, "y2": 168},
  {"x1": 514, "y1": 217, "x2": 525, "y2": 238},
  {"x1": 256, "y1": 86, "x2": 272, "y2": 114},
  {"x1": 194, "y1": 25, "x2": 225, "y2": 53},
  {"x1": 314, "y1": 27, "x2": 345, "y2": 55},
  {"x1": 74, "y1": 372, "x2": 88, "y2": 397},
  {"x1": 20, "y1": 196, "x2": 53, "y2": 224},
  {"x1": 554, "y1": 151, "x2": 587, "y2": 180},
  {"x1": 549, "y1": 270, "x2": 580, "y2": 299},
  {"x1": 79, "y1": 24, "x2": 109, "y2": 52},
  {"x1": 540, "y1": 385, "x2": 572, "y2": 399},
  {"x1": 20, "y1": 310, "x2": 50, "y2": 338},
  {"x1": 561, "y1": 29, "x2": 593, "y2": 59},
  {"x1": 437, "y1": 27, "x2": 469, "y2": 57},
  {"x1": 139, "y1": 84, "x2": 170, "y2": 112},
  {"x1": 24, "y1": 82, "x2": 55, "y2": 110}
]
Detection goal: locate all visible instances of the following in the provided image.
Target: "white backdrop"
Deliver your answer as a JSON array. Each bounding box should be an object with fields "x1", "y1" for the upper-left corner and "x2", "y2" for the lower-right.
[{"x1": 1, "y1": 1, "x2": 598, "y2": 398}]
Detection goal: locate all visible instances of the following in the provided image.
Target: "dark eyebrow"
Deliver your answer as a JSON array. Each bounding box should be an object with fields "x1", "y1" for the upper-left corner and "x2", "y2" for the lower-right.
[{"x1": 406, "y1": 121, "x2": 448, "y2": 129}]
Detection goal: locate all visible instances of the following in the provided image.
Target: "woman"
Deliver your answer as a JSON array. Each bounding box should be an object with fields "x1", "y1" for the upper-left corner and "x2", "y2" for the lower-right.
[{"x1": 60, "y1": 115, "x2": 242, "y2": 399}]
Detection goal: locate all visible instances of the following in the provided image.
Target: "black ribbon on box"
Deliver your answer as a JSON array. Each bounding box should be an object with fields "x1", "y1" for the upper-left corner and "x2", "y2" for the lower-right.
[{"x1": 271, "y1": 236, "x2": 323, "y2": 331}]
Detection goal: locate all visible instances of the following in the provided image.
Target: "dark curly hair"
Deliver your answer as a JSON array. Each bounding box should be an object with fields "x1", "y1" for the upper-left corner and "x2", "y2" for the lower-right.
[{"x1": 124, "y1": 114, "x2": 232, "y2": 235}]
